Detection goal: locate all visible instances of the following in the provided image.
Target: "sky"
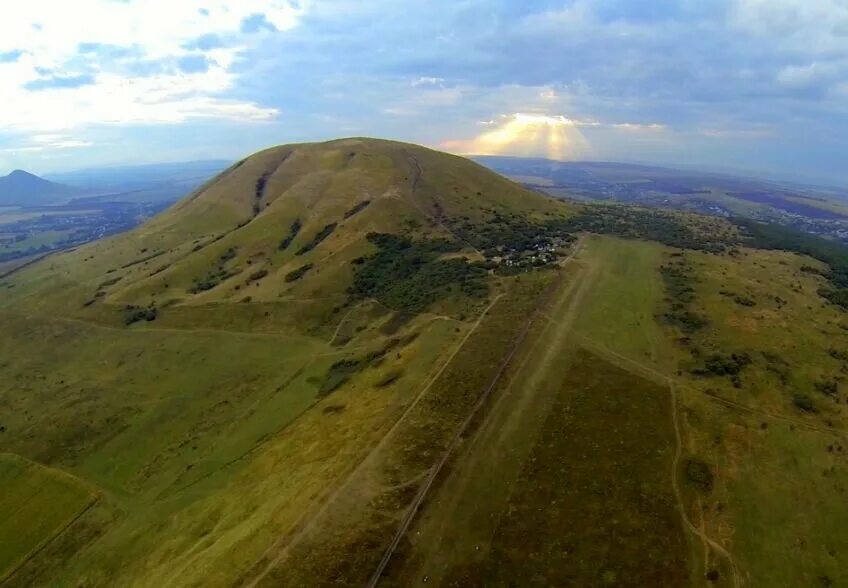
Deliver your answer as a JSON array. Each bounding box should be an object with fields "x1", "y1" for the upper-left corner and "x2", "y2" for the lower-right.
[{"x1": 0, "y1": 0, "x2": 847, "y2": 185}]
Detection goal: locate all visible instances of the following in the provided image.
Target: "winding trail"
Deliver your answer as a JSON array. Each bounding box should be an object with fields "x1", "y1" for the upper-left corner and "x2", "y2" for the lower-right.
[
  {"x1": 242, "y1": 293, "x2": 504, "y2": 588},
  {"x1": 578, "y1": 338, "x2": 742, "y2": 588}
]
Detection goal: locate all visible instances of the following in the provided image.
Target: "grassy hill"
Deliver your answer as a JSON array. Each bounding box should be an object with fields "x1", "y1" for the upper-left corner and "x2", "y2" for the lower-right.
[
  {"x1": 1, "y1": 138, "x2": 847, "y2": 586},
  {"x1": 0, "y1": 170, "x2": 81, "y2": 206}
]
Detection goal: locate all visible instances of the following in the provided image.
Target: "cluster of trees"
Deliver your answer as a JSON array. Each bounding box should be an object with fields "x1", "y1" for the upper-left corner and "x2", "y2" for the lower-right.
[
  {"x1": 693, "y1": 351, "x2": 752, "y2": 387},
  {"x1": 660, "y1": 260, "x2": 708, "y2": 333},
  {"x1": 285, "y1": 263, "x2": 313, "y2": 282},
  {"x1": 349, "y1": 232, "x2": 487, "y2": 313},
  {"x1": 189, "y1": 246, "x2": 241, "y2": 293},
  {"x1": 343, "y1": 200, "x2": 371, "y2": 219},
  {"x1": 124, "y1": 304, "x2": 158, "y2": 325},
  {"x1": 278, "y1": 219, "x2": 302, "y2": 251},
  {"x1": 563, "y1": 205, "x2": 732, "y2": 252},
  {"x1": 297, "y1": 223, "x2": 337, "y2": 255},
  {"x1": 318, "y1": 336, "x2": 408, "y2": 395}
]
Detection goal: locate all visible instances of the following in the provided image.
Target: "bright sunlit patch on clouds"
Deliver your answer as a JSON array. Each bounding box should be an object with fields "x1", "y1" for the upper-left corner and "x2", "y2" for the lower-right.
[
  {"x1": 442, "y1": 113, "x2": 592, "y2": 160},
  {"x1": 441, "y1": 113, "x2": 667, "y2": 160}
]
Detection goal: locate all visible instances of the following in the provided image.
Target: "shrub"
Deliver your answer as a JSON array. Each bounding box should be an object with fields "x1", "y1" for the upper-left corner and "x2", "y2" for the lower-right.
[
  {"x1": 297, "y1": 223, "x2": 337, "y2": 255},
  {"x1": 278, "y1": 219, "x2": 302, "y2": 251},
  {"x1": 792, "y1": 393, "x2": 815, "y2": 412},
  {"x1": 685, "y1": 458, "x2": 714, "y2": 492},
  {"x1": 285, "y1": 263, "x2": 313, "y2": 282},
  {"x1": 343, "y1": 200, "x2": 371, "y2": 219},
  {"x1": 124, "y1": 305, "x2": 158, "y2": 325},
  {"x1": 247, "y1": 269, "x2": 268, "y2": 283}
]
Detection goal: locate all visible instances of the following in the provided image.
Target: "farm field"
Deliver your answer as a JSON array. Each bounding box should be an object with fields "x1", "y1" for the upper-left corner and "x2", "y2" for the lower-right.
[{"x1": 0, "y1": 453, "x2": 97, "y2": 582}]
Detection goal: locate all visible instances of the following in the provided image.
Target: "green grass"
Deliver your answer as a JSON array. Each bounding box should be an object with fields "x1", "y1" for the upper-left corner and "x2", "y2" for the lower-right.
[
  {"x1": 0, "y1": 454, "x2": 96, "y2": 581},
  {"x1": 3, "y1": 138, "x2": 848, "y2": 587},
  {"x1": 456, "y1": 349, "x2": 686, "y2": 586}
]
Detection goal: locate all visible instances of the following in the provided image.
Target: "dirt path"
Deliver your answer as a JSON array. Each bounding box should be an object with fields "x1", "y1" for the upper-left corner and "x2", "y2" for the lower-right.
[
  {"x1": 242, "y1": 293, "x2": 504, "y2": 588},
  {"x1": 366, "y1": 239, "x2": 586, "y2": 587},
  {"x1": 403, "y1": 152, "x2": 483, "y2": 258},
  {"x1": 578, "y1": 338, "x2": 742, "y2": 588}
]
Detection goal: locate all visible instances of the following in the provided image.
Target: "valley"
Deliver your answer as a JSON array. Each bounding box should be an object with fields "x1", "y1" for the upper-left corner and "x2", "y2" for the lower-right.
[{"x1": 0, "y1": 139, "x2": 846, "y2": 586}]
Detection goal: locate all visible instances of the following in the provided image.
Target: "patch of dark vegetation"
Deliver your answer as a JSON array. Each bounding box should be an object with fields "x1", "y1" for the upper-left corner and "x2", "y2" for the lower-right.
[
  {"x1": 123, "y1": 304, "x2": 158, "y2": 325},
  {"x1": 253, "y1": 172, "x2": 271, "y2": 216},
  {"x1": 564, "y1": 205, "x2": 733, "y2": 252},
  {"x1": 660, "y1": 258, "x2": 708, "y2": 333},
  {"x1": 323, "y1": 404, "x2": 346, "y2": 415},
  {"x1": 246, "y1": 269, "x2": 268, "y2": 283},
  {"x1": 792, "y1": 392, "x2": 816, "y2": 412},
  {"x1": 815, "y1": 380, "x2": 839, "y2": 397},
  {"x1": 120, "y1": 250, "x2": 165, "y2": 269},
  {"x1": 318, "y1": 359, "x2": 362, "y2": 395},
  {"x1": 763, "y1": 351, "x2": 792, "y2": 385},
  {"x1": 97, "y1": 276, "x2": 122, "y2": 289},
  {"x1": 189, "y1": 247, "x2": 241, "y2": 293},
  {"x1": 297, "y1": 223, "x2": 337, "y2": 255},
  {"x1": 733, "y1": 294, "x2": 756, "y2": 306},
  {"x1": 349, "y1": 233, "x2": 488, "y2": 313},
  {"x1": 219, "y1": 247, "x2": 237, "y2": 263},
  {"x1": 828, "y1": 348, "x2": 848, "y2": 361},
  {"x1": 380, "y1": 311, "x2": 414, "y2": 335},
  {"x1": 343, "y1": 200, "x2": 371, "y2": 219},
  {"x1": 285, "y1": 263, "x2": 313, "y2": 282},
  {"x1": 684, "y1": 458, "x2": 714, "y2": 492},
  {"x1": 376, "y1": 369, "x2": 403, "y2": 388},
  {"x1": 278, "y1": 219, "x2": 302, "y2": 251},
  {"x1": 317, "y1": 338, "x2": 404, "y2": 395},
  {"x1": 694, "y1": 352, "x2": 752, "y2": 378},
  {"x1": 149, "y1": 263, "x2": 171, "y2": 277}
]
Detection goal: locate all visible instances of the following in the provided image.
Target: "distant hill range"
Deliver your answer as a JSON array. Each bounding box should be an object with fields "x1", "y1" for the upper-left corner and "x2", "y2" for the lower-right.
[
  {"x1": 0, "y1": 170, "x2": 81, "y2": 206},
  {"x1": 45, "y1": 160, "x2": 231, "y2": 204},
  {"x1": 476, "y1": 156, "x2": 848, "y2": 243}
]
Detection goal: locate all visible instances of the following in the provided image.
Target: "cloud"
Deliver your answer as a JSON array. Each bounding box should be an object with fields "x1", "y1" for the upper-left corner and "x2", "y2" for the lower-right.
[
  {"x1": 2, "y1": 134, "x2": 94, "y2": 153},
  {"x1": 241, "y1": 13, "x2": 278, "y2": 34},
  {"x1": 24, "y1": 73, "x2": 96, "y2": 91},
  {"x1": 0, "y1": 1, "x2": 308, "y2": 133},
  {"x1": 177, "y1": 55, "x2": 211, "y2": 74},
  {"x1": 0, "y1": 49, "x2": 23, "y2": 63},
  {"x1": 183, "y1": 34, "x2": 226, "y2": 51}
]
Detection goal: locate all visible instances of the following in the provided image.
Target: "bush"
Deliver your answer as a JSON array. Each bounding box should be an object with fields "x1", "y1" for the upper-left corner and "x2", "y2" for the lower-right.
[
  {"x1": 297, "y1": 223, "x2": 337, "y2": 255},
  {"x1": 685, "y1": 458, "x2": 714, "y2": 492},
  {"x1": 695, "y1": 352, "x2": 752, "y2": 377},
  {"x1": 285, "y1": 263, "x2": 313, "y2": 282},
  {"x1": 733, "y1": 295, "x2": 756, "y2": 307},
  {"x1": 792, "y1": 393, "x2": 815, "y2": 412},
  {"x1": 124, "y1": 305, "x2": 158, "y2": 325},
  {"x1": 343, "y1": 200, "x2": 371, "y2": 219},
  {"x1": 279, "y1": 219, "x2": 302, "y2": 251},
  {"x1": 247, "y1": 269, "x2": 268, "y2": 283}
]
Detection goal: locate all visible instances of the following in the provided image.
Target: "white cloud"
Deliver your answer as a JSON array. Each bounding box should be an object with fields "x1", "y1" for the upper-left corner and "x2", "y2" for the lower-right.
[
  {"x1": 729, "y1": 0, "x2": 848, "y2": 55},
  {"x1": 0, "y1": 1, "x2": 308, "y2": 132}
]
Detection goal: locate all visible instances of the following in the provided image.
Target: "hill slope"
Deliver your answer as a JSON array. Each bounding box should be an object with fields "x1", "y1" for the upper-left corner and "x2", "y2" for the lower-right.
[
  {"x1": 0, "y1": 170, "x2": 80, "y2": 206},
  {"x1": 1, "y1": 139, "x2": 848, "y2": 587}
]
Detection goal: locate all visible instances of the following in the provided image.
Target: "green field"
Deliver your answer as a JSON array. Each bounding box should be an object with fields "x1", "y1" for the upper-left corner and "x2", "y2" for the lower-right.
[
  {"x1": 0, "y1": 454, "x2": 97, "y2": 582},
  {"x1": 1, "y1": 139, "x2": 847, "y2": 586}
]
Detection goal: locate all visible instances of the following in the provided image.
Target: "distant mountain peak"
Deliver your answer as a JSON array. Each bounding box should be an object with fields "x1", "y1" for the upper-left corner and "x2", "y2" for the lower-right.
[
  {"x1": 0, "y1": 168, "x2": 79, "y2": 206},
  {"x1": 7, "y1": 169, "x2": 39, "y2": 179}
]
